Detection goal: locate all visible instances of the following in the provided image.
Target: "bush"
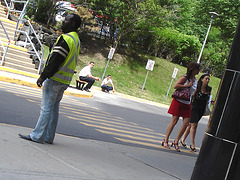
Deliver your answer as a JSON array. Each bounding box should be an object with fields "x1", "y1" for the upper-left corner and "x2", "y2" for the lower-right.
[
  {"x1": 152, "y1": 28, "x2": 201, "y2": 65},
  {"x1": 26, "y1": 0, "x2": 52, "y2": 24}
]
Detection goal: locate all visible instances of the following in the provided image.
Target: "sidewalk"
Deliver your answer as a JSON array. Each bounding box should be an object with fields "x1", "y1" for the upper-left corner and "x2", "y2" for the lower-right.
[{"x1": 0, "y1": 123, "x2": 185, "y2": 180}]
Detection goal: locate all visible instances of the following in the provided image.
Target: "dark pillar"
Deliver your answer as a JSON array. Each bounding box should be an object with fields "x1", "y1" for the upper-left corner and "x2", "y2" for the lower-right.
[{"x1": 191, "y1": 19, "x2": 240, "y2": 180}]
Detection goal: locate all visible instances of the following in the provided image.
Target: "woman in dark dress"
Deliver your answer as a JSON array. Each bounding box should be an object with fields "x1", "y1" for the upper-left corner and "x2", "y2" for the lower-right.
[
  {"x1": 162, "y1": 62, "x2": 200, "y2": 152},
  {"x1": 180, "y1": 74, "x2": 212, "y2": 152}
]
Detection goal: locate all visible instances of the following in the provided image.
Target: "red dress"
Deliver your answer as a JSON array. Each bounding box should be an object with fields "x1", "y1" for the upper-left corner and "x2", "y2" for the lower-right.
[{"x1": 168, "y1": 98, "x2": 191, "y2": 118}]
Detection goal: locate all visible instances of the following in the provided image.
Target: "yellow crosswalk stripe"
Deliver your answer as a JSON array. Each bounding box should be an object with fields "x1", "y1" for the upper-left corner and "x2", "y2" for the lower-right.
[
  {"x1": 63, "y1": 106, "x2": 125, "y2": 121},
  {"x1": 66, "y1": 115, "x2": 155, "y2": 132},
  {"x1": 80, "y1": 122, "x2": 164, "y2": 139},
  {"x1": 97, "y1": 129, "x2": 161, "y2": 143}
]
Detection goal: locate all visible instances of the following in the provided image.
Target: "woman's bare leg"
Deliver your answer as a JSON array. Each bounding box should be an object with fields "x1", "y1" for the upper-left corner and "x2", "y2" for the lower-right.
[{"x1": 163, "y1": 116, "x2": 179, "y2": 148}]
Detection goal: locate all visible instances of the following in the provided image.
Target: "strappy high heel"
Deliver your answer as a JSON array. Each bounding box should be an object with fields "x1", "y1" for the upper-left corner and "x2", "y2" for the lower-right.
[
  {"x1": 180, "y1": 140, "x2": 187, "y2": 148},
  {"x1": 162, "y1": 139, "x2": 170, "y2": 149},
  {"x1": 171, "y1": 141, "x2": 180, "y2": 152},
  {"x1": 190, "y1": 145, "x2": 197, "y2": 152}
]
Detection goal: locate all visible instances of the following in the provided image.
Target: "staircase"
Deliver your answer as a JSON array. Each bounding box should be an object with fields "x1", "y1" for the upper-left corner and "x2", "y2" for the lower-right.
[{"x1": 0, "y1": 3, "x2": 38, "y2": 75}]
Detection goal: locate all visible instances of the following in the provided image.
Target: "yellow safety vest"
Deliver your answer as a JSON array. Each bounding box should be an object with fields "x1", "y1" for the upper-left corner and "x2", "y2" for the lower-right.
[{"x1": 50, "y1": 32, "x2": 80, "y2": 85}]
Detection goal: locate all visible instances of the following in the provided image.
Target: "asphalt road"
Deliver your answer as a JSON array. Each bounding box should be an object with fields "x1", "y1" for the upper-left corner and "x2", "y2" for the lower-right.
[
  {"x1": 0, "y1": 81, "x2": 212, "y2": 179},
  {"x1": 0, "y1": 81, "x2": 209, "y2": 152}
]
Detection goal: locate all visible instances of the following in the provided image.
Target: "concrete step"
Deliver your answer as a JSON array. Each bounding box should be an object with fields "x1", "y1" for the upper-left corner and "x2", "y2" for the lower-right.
[
  {"x1": 0, "y1": 40, "x2": 28, "y2": 53},
  {"x1": 0, "y1": 17, "x2": 18, "y2": 40},
  {"x1": 0, "y1": 17, "x2": 17, "y2": 28},
  {"x1": 0, "y1": 31, "x2": 15, "y2": 40},
  {"x1": 2, "y1": 61, "x2": 38, "y2": 74},
  {"x1": 0, "y1": 22, "x2": 16, "y2": 32},
  {"x1": 0, "y1": 11, "x2": 6, "y2": 18},
  {"x1": 4, "y1": 56, "x2": 34, "y2": 68},
  {"x1": 0, "y1": 3, "x2": 40, "y2": 75},
  {"x1": 6, "y1": 46, "x2": 29, "y2": 56},
  {"x1": 4, "y1": 50, "x2": 31, "y2": 60}
]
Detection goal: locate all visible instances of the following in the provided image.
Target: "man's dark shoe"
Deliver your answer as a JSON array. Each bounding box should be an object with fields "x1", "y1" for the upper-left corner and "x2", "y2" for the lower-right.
[
  {"x1": 44, "y1": 141, "x2": 53, "y2": 144},
  {"x1": 84, "y1": 88, "x2": 91, "y2": 92},
  {"x1": 19, "y1": 134, "x2": 33, "y2": 142}
]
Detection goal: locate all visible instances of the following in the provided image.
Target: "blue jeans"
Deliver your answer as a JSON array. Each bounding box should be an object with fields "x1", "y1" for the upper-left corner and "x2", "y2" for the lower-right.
[
  {"x1": 101, "y1": 85, "x2": 113, "y2": 92},
  {"x1": 30, "y1": 79, "x2": 68, "y2": 143},
  {"x1": 79, "y1": 76, "x2": 95, "y2": 90}
]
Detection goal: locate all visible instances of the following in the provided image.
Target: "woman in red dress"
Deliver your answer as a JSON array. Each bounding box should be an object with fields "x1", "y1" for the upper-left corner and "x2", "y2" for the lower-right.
[{"x1": 162, "y1": 62, "x2": 200, "y2": 152}]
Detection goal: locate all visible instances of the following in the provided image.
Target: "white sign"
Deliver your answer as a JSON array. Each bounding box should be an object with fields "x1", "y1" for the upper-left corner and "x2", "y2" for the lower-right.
[
  {"x1": 145, "y1": 59, "x2": 155, "y2": 71},
  {"x1": 172, "y1": 68, "x2": 178, "y2": 78},
  {"x1": 108, "y1": 47, "x2": 115, "y2": 59}
]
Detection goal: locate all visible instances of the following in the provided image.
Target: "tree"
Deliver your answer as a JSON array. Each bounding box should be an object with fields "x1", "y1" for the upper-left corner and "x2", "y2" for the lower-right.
[
  {"x1": 195, "y1": 0, "x2": 240, "y2": 47},
  {"x1": 90, "y1": 0, "x2": 175, "y2": 50}
]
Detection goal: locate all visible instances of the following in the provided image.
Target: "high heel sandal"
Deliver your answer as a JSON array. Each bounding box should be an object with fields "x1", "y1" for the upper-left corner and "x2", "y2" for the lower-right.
[
  {"x1": 162, "y1": 139, "x2": 170, "y2": 149},
  {"x1": 180, "y1": 140, "x2": 187, "y2": 148},
  {"x1": 190, "y1": 145, "x2": 197, "y2": 152},
  {"x1": 171, "y1": 141, "x2": 180, "y2": 152}
]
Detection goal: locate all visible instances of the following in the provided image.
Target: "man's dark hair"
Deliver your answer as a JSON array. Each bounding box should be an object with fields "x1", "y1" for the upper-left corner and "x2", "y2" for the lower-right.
[{"x1": 69, "y1": 13, "x2": 81, "y2": 29}]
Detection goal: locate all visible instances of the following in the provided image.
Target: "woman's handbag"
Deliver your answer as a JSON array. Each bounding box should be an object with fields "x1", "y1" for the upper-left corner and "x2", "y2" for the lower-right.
[
  {"x1": 203, "y1": 105, "x2": 211, "y2": 116},
  {"x1": 172, "y1": 88, "x2": 190, "y2": 101},
  {"x1": 203, "y1": 95, "x2": 212, "y2": 116}
]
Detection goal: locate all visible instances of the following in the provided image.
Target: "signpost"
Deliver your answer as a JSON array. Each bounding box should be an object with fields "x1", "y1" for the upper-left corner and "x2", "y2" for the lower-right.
[
  {"x1": 166, "y1": 68, "x2": 178, "y2": 99},
  {"x1": 102, "y1": 47, "x2": 115, "y2": 80},
  {"x1": 142, "y1": 59, "x2": 155, "y2": 91}
]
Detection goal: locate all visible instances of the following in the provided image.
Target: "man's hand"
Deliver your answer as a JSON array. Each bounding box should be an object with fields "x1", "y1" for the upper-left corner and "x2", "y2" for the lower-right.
[
  {"x1": 95, "y1": 77, "x2": 101, "y2": 81},
  {"x1": 36, "y1": 78, "x2": 44, "y2": 87}
]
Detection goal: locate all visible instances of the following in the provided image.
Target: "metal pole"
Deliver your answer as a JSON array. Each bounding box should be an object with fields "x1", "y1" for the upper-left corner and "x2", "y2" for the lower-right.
[
  {"x1": 197, "y1": 16, "x2": 214, "y2": 64},
  {"x1": 142, "y1": 70, "x2": 149, "y2": 91},
  {"x1": 166, "y1": 78, "x2": 174, "y2": 99},
  {"x1": 102, "y1": 58, "x2": 110, "y2": 80}
]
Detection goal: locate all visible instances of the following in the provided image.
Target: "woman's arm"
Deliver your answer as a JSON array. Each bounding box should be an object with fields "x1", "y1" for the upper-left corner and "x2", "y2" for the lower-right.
[{"x1": 173, "y1": 76, "x2": 193, "y2": 89}]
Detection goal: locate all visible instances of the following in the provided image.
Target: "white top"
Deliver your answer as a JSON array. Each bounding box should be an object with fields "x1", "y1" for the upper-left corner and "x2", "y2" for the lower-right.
[
  {"x1": 79, "y1": 65, "x2": 91, "y2": 77},
  {"x1": 177, "y1": 76, "x2": 197, "y2": 105},
  {"x1": 101, "y1": 77, "x2": 112, "y2": 86}
]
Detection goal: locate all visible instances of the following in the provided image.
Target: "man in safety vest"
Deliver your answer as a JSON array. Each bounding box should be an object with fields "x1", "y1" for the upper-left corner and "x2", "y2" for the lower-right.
[{"x1": 19, "y1": 13, "x2": 81, "y2": 144}]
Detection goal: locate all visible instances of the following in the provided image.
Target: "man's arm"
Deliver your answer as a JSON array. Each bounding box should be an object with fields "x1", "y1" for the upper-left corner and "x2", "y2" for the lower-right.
[
  {"x1": 87, "y1": 74, "x2": 100, "y2": 81},
  {"x1": 111, "y1": 82, "x2": 115, "y2": 92}
]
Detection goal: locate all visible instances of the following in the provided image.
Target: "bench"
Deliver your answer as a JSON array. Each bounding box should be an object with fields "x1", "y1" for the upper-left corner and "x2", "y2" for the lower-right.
[{"x1": 76, "y1": 79, "x2": 88, "y2": 90}]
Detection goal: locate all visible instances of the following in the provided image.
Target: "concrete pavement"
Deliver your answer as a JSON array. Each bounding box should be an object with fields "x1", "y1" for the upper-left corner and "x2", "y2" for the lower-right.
[
  {"x1": 1, "y1": 123, "x2": 189, "y2": 180},
  {"x1": 0, "y1": 67, "x2": 197, "y2": 180}
]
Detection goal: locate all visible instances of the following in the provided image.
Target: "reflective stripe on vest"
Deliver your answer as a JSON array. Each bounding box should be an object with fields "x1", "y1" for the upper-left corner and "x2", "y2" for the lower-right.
[{"x1": 51, "y1": 32, "x2": 80, "y2": 84}]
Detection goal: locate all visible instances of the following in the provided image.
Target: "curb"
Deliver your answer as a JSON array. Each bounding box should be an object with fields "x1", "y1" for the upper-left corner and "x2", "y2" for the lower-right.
[
  {"x1": 0, "y1": 75, "x2": 39, "y2": 88},
  {"x1": 0, "y1": 68, "x2": 93, "y2": 98}
]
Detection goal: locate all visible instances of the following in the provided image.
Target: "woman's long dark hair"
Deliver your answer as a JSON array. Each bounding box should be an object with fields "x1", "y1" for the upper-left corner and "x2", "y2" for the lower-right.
[
  {"x1": 196, "y1": 74, "x2": 212, "y2": 94},
  {"x1": 186, "y1": 62, "x2": 201, "y2": 79}
]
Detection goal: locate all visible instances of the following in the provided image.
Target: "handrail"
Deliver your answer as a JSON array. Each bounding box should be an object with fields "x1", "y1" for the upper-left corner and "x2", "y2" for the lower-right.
[
  {"x1": 2, "y1": 0, "x2": 45, "y2": 74},
  {"x1": 0, "y1": 20, "x2": 11, "y2": 66},
  {"x1": 15, "y1": 19, "x2": 45, "y2": 74},
  {"x1": 3, "y1": 0, "x2": 27, "y2": 19},
  {"x1": 13, "y1": 0, "x2": 29, "y2": 40},
  {"x1": 2, "y1": 0, "x2": 9, "y2": 15}
]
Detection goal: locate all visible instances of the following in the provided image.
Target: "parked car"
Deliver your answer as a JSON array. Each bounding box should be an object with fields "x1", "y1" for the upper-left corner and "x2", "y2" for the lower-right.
[{"x1": 55, "y1": 1, "x2": 77, "y2": 22}]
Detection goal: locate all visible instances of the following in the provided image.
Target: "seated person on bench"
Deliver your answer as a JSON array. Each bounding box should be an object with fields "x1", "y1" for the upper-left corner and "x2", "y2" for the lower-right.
[
  {"x1": 79, "y1": 62, "x2": 100, "y2": 92},
  {"x1": 101, "y1": 74, "x2": 115, "y2": 93}
]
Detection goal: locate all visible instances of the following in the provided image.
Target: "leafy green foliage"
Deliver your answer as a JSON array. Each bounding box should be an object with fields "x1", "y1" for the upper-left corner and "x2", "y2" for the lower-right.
[
  {"x1": 29, "y1": 0, "x2": 239, "y2": 79},
  {"x1": 195, "y1": 0, "x2": 240, "y2": 44},
  {"x1": 140, "y1": 28, "x2": 201, "y2": 65}
]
